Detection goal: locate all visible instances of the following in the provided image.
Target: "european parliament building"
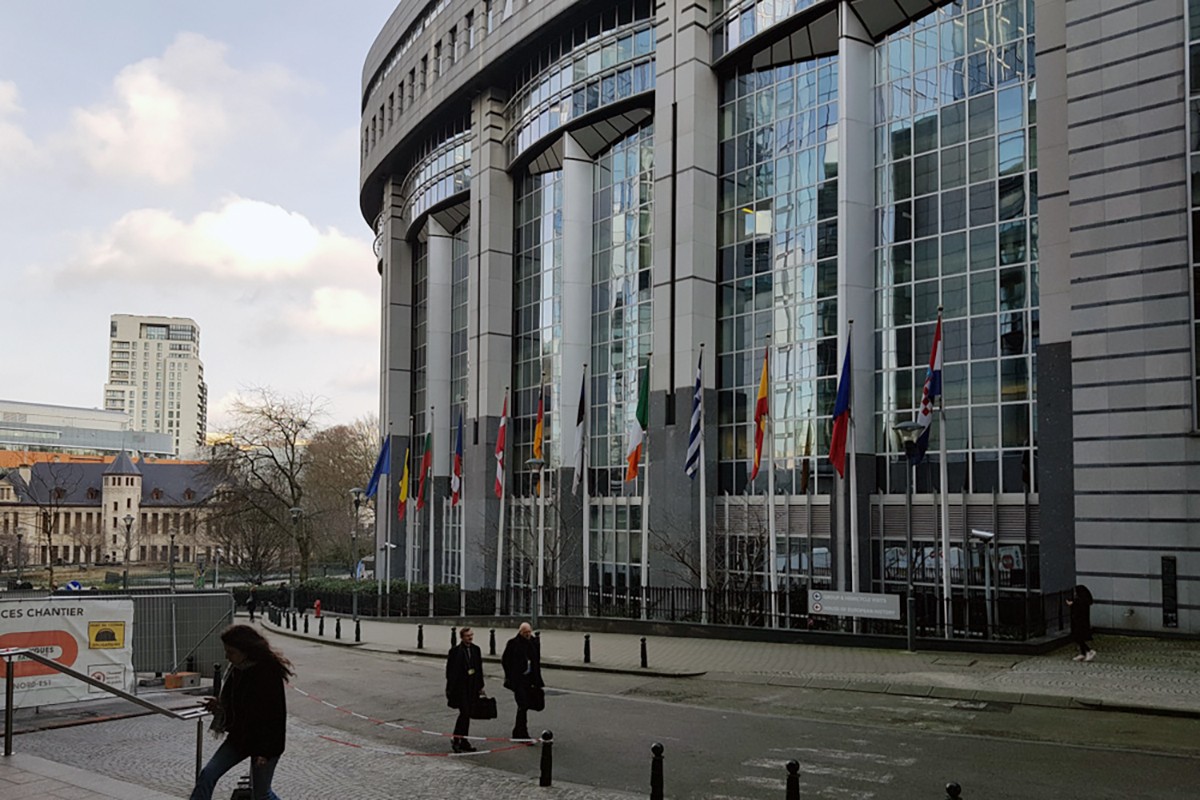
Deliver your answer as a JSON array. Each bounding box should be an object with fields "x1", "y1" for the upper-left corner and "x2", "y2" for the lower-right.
[{"x1": 361, "y1": 0, "x2": 1199, "y2": 635}]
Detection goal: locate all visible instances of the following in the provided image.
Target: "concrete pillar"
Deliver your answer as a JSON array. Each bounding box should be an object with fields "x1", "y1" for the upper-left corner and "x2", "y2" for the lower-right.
[
  {"x1": 835, "y1": 5, "x2": 876, "y2": 593},
  {"x1": 561, "y1": 133, "x2": 594, "y2": 470},
  {"x1": 648, "y1": 0, "x2": 720, "y2": 585},
  {"x1": 464, "y1": 88, "x2": 514, "y2": 590},
  {"x1": 426, "y1": 217, "x2": 454, "y2": 473}
]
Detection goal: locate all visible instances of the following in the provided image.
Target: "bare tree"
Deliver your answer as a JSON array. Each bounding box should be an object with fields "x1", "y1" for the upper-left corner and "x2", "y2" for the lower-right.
[
  {"x1": 205, "y1": 496, "x2": 288, "y2": 584},
  {"x1": 3, "y1": 461, "x2": 85, "y2": 589},
  {"x1": 206, "y1": 388, "x2": 325, "y2": 582},
  {"x1": 302, "y1": 416, "x2": 378, "y2": 566}
]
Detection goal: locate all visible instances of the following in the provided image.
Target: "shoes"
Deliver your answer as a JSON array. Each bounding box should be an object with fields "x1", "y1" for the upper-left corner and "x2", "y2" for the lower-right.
[
  {"x1": 452, "y1": 738, "x2": 477, "y2": 753},
  {"x1": 1072, "y1": 654, "x2": 1085, "y2": 661},
  {"x1": 1085, "y1": 650, "x2": 1096, "y2": 662},
  {"x1": 513, "y1": 729, "x2": 531, "y2": 740}
]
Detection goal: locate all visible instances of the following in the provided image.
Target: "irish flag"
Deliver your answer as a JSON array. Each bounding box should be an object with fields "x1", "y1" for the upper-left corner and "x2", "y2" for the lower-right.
[{"x1": 625, "y1": 363, "x2": 649, "y2": 481}]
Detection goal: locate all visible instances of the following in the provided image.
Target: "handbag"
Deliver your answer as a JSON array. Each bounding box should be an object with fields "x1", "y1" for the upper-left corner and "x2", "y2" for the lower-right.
[
  {"x1": 469, "y1": 695, "x2": 498, "y2": 720},
  {"x1": 527, "y1": 686, "x2": 546, "y2": 712}
]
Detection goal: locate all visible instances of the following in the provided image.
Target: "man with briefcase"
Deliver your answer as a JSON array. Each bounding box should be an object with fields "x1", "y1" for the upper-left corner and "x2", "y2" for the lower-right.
[
  {"x1": 501, "y1": 622, "x2": 545, "y2": 741},
  {"x1": 445, "y1": 627, "x2": 490, "y2": 752}
]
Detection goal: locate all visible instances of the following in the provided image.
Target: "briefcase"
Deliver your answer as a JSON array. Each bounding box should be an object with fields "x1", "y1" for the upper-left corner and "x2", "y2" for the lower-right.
[
  {"x1": 528, "y1": 686, "x2": 546, "y2": 712},
  {"x1": 470, "y1": 696, "x2": 498, "y2": 720},
  {"x1": 230, "y1": 773, "x2": 252, "y2": 799}
]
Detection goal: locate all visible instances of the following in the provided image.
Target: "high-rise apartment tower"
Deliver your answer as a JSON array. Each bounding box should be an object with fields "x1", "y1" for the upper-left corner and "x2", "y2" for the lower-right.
[{"x1": 103, "y1": 315, "x2": 208, "y2": 457}]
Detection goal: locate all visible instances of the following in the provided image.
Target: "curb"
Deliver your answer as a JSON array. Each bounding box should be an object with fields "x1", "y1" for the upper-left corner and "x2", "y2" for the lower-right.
[{"x1": 262, "y1": 618, "x2": 366, "y2": 648}]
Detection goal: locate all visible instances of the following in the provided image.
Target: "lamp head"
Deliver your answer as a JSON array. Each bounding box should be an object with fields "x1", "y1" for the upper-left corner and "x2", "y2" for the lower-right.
[
  {"x1": 892, "y1": 420, "x2": 923, "y2": 445},
  {"x1": 289, "y1": 506, "x2": 303, "y2": 522},
  {"x1": 122, "y1": 514, "x2": 134, "y2": 527}
]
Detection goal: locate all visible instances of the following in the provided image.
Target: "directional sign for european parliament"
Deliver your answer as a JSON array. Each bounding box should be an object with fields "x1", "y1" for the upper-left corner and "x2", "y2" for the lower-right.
[{"x1": 809, "y1": 590, "x2": 901, "y2": 620}]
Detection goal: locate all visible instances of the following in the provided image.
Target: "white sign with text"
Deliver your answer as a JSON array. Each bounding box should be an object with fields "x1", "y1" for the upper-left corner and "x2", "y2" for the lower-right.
[{"x1": 808, "y1": 590, "x2": 901, "y2": 620}]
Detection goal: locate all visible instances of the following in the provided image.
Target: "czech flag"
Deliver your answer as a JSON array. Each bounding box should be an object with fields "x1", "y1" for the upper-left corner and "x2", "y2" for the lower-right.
[{"x1": 828, "y1": 333, "x2": 852, "y2": 478}]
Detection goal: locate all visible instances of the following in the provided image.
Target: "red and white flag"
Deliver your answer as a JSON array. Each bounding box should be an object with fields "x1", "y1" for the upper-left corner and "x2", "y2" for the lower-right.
[{"x1": 494, "y1": 392, "x2": 508, "y2": 498}]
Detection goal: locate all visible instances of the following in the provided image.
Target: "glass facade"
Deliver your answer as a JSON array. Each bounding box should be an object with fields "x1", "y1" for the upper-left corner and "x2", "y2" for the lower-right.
[
  {"x1": 410, "y1": 241, "x2": 430, "y2": 584},
  {"x1": 401, "y1": 124, "x2": 472, "y2": 224},
  {"x1": 717, "y1": 58, "x2": 841, "y2": 496},
  {"x1": 1190, "y1": 0, "x2": 1200, "y2": 417},
  {"x1": 711, "y1": 0, "x2": 824, "y2": 61},
  {"x1": 587, "y1": 123, "x2": 654, "y2": 587},
  {"x1": 873, "y1": 0, "x2": 1038, "y2": 496}
]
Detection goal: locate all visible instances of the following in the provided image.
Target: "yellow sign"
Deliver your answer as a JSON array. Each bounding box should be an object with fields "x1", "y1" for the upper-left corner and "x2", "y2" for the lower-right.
[{"x1": 87, "y1": 621, "x2": 126, "y2": 650}]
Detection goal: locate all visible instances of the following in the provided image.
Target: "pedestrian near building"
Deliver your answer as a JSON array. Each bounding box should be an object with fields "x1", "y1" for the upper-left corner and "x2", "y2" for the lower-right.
[
  {"x1": 445, "y1": 626, "x2": 485, "y2": 752},
  {"x1": 1067, "y1": 584, "x2": 1096, "y2": 662},
  {"x1": 190, "y1": 624, "x2": 293, "y2": 800},
  {"x1": 501, "y1": 622, "x2": 544, "y2": 740},
  {"x1": 246, "y1": 587, "x2": 258, "y2": 623}
]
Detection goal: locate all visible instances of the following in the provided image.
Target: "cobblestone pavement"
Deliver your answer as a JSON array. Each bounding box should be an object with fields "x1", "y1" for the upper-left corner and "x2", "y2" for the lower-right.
[
  {"x1": 280, "y1": 617, "x2": 1200, "y2": 714},
  {"x1": 15, "y1": 713, "x2": 639, "y2": 800},
  {"x1": 0, "y1": 752, "x2": 180, "y2": 800}
]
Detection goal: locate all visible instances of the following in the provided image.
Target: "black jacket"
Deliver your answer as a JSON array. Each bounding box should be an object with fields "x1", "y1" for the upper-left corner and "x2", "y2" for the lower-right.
[
  {"x1": 445, "y1": 643, "x2": 485, "y2": 709},
  {"x1": 501, "y1": 634, "x2": 544, "y2": 691},
  {"x1": 220, "y1": 662, "x2": 287, "y2": 759},
  {"x1": 1069, "y1": 585, "x2": 1093, "y2": 639}
]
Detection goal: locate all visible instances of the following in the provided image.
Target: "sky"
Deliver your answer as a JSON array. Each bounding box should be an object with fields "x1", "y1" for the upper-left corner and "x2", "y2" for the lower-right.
[{"x1": 0, "y1": 1, "x2": 400, "y2": 431}]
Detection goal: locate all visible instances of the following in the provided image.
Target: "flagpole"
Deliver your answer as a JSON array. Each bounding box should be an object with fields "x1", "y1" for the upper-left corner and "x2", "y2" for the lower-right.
[
  {"x1": 455, "y1": 405, "x2": 464, "y2": 617},
  {"x1": 765, "y1": 336, "x2": 778, "y2": 628},
  {"x1": 581, "y1": 364, "x2": 591, "y2": 616},
  {"x1": 698, "y1": 344, "x2": 708, "y2": 624},
  {"x1": 494, "y1": 388, "x2": 508, "y2": 616},
  {"x1": 848, "y1": 321, "x2": 859, "y2": 596},
  {"x1": 936, "y1": 308, "x2": 952, "y2": 638},
  {"x1": 384, "y1": 422, "x2": 393, "y2": 618},
  {"x1": 406, "y1": 415, "x2": 414, "y2": 596},
  {"x1": 428, "y1": 405, "x2": 436, "y2": 618},
  {"x1": 640, "y1": 353, "x2": 651, "y2": 621}
]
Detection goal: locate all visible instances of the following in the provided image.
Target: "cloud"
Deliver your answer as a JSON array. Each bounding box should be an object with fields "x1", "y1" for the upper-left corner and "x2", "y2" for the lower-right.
[
  {"x1": 67, "y1": 33, "x2": 305, "y2": 185},
  {"x1": 298, "y1": 287, "x2": 377, "y2": 337},
  {"x1": 62, "y1": 195, "x2": 372, "y2": 285},
  {"x1": 0, "y1": 81, "x2": 40, "y2": 173}
]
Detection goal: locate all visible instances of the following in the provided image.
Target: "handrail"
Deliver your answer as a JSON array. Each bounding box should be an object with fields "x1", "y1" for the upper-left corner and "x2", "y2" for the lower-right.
[{"x1": 2, "y1": 646, "x2": 211, "y2": 779}]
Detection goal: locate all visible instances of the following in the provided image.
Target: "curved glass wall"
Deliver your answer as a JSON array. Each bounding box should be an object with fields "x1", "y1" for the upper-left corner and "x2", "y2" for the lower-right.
[
  {"x1": 873, "y1": 0, "x2": 1037, "y2": 496},
  {"x1": 587, "y1": 123, "x2": 654, "y2": 589},
  {"x1": 717, "y1": 58, "x2": 841, "y2": 496},
  {"x1": 401, "y1": 124, "x2": 472, "y2": 226},
  {"x1": 505, "y1": 0, "x2": 655, "y2": 165},
  {"x1": 410, "y1": 242, "x2": 430, "y2": 584},
  {"x1": 443, "y1": 222, "x2": 470, "y2": 585},
  {"x1": 711, "y1": 0, "x2": 824, "y2": 61}
]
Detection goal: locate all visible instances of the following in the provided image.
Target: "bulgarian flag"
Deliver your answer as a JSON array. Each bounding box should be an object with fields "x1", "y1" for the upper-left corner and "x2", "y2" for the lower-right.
[
  {"x1": 625, "y1": 363, "x2": 649, "y2": 482},
  {"x1": 396, "y1": 445, "x2": 410, "y2": 521},
  {"x1": 415, "y1": 430, "x2": 434, "y2": 510},
  {"x1": 750, "y1": 348, "x2": 769, "y2": 481}
]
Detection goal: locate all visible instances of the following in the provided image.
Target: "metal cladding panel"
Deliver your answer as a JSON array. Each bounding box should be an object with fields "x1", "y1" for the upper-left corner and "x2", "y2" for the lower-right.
[{"x1": 130, "y1": 591, "x2": 234, "y2": 674}]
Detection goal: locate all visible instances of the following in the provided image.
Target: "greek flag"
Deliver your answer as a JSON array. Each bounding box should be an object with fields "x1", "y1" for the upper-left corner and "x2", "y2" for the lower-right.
[{"x1": 685, "y1": 352, "x2": 703, "y2": 479}]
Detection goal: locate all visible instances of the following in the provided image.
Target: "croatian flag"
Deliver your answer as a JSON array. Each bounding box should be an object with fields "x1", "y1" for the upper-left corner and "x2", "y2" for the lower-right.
[
  {"x1": 450, "y1": 412, "x2": 464, "y2": 506},
  {"x1": 911, "y1": 314, "x2": 943, "y2": 466},
  {"x1": 828, "y1": 332, "x2": 851, "y2": 478}
]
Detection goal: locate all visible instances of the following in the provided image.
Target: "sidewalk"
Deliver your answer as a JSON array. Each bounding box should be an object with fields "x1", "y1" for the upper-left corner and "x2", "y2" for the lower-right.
[
  {"x1": 0, "y1": 752, "x2": 182, "y2": 800},
  {"x1": 266, "y1": 614, "x2": 1200, "y2": 718}
]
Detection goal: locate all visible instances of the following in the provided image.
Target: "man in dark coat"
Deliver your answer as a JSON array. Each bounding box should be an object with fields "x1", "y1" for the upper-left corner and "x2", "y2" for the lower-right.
[
  {"x1": 1066, "y1": 584, "x2": 1095, "y2": 662},
  {"x1": 246, "y1": 587, "x2": 258, "y2": 623},
  {"x1": 501, "y1": 622, "x2": 544, "y2": 740},
  {"x1": 445, "y1": 627, "x2": 485, "y2": 752}
]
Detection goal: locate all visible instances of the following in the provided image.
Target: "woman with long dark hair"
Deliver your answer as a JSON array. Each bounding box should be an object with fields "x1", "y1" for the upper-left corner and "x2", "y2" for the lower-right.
[{"x1": 190, "y1": 625, "x2": 293, "y2": 800}]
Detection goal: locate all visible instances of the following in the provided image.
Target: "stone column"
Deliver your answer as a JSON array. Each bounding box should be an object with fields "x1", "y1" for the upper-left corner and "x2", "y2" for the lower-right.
[
  {"x1": 835, "y1": 4, "x2": 875, "y2": 593},
  {"x1": 426, "y1": 218, "x2": 455, "y2": 585}
]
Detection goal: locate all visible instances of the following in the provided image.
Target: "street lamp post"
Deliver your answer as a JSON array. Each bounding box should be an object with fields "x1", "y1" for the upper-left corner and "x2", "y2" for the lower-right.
[
  {"x1": 288, "y1": 507, "x2": 303, "y2": 611},
  {"x1": 169, "y1": 532, "x2": 176, "y2": 591},
  {"x1": 893, "y1": 421, "x2": 922, "y2": 653},
  {"x1": 350, "y1": 488, "x2": 363, "y2": 621},
  {"x1": 122, "y1": 514, "x2": 134, "y2": 591},
  {"x1": 970, "y1": 529, "x2": 996, "y2": 638},
  {"x1": 15, "y1": 531, "x2": 23, "y2": 583},
  {"x1": 525, "y1": 456, "x2": 546, "y2": 628},
  {"x1": 215, "y1": 547, "x2": 223, "y2": 588}
]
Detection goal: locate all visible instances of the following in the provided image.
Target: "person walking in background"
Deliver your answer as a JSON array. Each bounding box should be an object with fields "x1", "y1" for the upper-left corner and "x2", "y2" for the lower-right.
[
  {"x1": 445, "y1": 626, "x2": 485, "y2": 752},
  {"x1": 246, "y1": 586, "x2": 258, "y2": 623},
  {"x1": 1067, "y1": 584, "x2": 1096, "y2": 662},
  {"x1": 190, "y1": 625, "x2": 292, "y2": 800},
  {"x1": 501, "y1": 622, "x2": 544, "y2": 740}
]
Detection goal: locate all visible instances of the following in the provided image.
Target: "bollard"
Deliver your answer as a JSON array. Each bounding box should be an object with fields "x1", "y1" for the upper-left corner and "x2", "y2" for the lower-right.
[
  {"x1": 584, "y1": 634, "x2": 591, "y2": 664},
  {"x1": 355, "y1": 619, "x2": 362, "y2": 643},
  {"x1": 304, "y1": 615, "x2": 309, "y2": 634},
  {"x1": 451, "y1": 627, "x2": 458, "y2": 647},
  {"x1": 539, "y1": 730, "x2": 554, "y2": 787},
  {"x1": 417, "y1": 624, "x2": 424, "y2": 649},
  {"x1": 336, "y1": 618, "x2": 342, "y2": 640},
  {"x1": 640, "y1": 637, "x2": 648, "y2": 669},
  {"x1": 785, "y1": 761, "x2": 800, "y2": 800},
  {"x1": 945, "y1": 782, "x2": 963, "y2": 799},
  {"x1": 212, "y1": 663, "x2": 222, "y2": 698},
  {"x1": 650, "y1": 742, "x2": 664, "y2": 800},
  {"x1": 319, "y1": 617, "x2": 325, "y2": 637},
  {"x1": 489, "y1": 629, "x2": 496, "y2": 656}
]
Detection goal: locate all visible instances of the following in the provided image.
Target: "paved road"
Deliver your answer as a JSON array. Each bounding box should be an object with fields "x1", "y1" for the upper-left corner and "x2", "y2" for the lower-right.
[{"x1": 15, "y1": 634, "x2": 1199, "y2": 799}]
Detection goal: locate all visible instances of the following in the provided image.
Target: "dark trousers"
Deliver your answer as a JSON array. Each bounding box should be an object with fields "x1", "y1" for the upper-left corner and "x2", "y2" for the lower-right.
[
  {"x1": 511, "y1": 685, "x2": 530, "y2": 737},
  {"x1": 1074, "y1": 636, "x2": 1091, "y2": 656},
  {"x1": 453, "y1": 708, "x2": 471, "y2": 740}
]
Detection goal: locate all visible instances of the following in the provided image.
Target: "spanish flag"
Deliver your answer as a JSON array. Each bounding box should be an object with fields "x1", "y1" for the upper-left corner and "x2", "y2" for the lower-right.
[
  {"x1": 532, "y1": 387, "x2": 545, "y2": 461},
  {"x1": 750, "y1": 348, "x2": 769, "y2": 480}
]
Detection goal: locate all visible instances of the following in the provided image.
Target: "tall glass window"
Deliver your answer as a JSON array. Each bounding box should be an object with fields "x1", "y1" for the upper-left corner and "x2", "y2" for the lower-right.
[
  {"x1": 1189, "y1": 0, "x2": 1200, "y2": 418},
  {"x1": 410, "y1": 242, "x2": 430, "y2": 584},
  {"x1": 874, "y1": 0, "x2": 1038, "y2": 495},
  {"x1": 588, "y1": 124, "x2": 654, "y2": 588},
  {"x1": 717, "y1": 58, "x2": 841, "y2": 496},
  {"x1": 443, "y1": 222, "x2": 470, "y2": 585}
]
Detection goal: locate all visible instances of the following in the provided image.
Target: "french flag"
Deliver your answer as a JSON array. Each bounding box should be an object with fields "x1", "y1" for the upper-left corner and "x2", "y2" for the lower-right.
[{"x1": 911, "y1": 314, "x2": 943, "y2": 466}]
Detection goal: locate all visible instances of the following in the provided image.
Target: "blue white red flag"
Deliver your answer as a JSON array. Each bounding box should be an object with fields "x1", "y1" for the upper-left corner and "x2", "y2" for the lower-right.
[
  {"x1": 828, "y1": 333, "x2": 852, "y2": 478},
  {"x1": 911, "y1": 314, "x2": 944, "y2": 466},
  {"x1": 450, "y1": 413, "x2": 464, "y2": 505}
]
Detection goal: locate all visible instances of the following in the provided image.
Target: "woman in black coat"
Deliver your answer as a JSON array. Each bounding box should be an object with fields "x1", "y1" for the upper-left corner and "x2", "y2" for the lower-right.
[
  {"x1": 445, "y1": 627, "x2": 485, "y2": 752},
  {"x1": 190, "y1": 624, "x2": 293, "y2": 800},
  {"x1": 1066, "y1": 584, "x2": 1095, "y2": 662}
]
